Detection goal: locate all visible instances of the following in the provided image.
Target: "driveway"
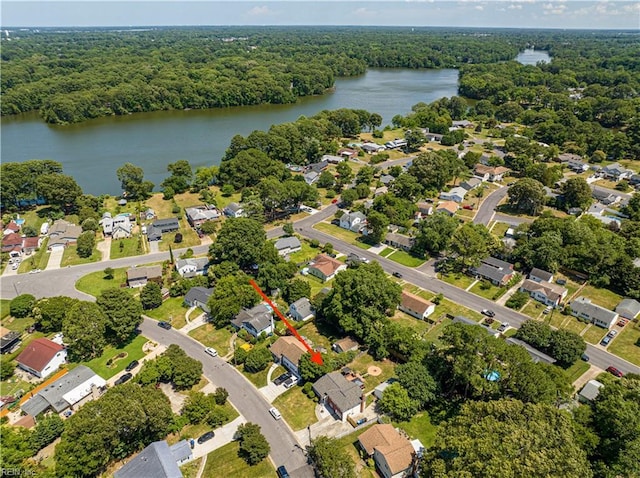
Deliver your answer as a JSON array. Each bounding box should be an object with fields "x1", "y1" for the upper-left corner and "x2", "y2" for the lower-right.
[
  {"x1": 149, "y1": 240, "x2": 159, "y2": 253},
  {"x1": 96, "y1": 237, "x2": 111, "y2": 261},
  {"x1": 473, "y1": 185, "x2": 508, "y2": 226},
  {"x1": 191, "y1": 415, "x2": 246, "y2": 459},
  {"x1": 45, "y1": 246, "x2": 64, "y2": 270}
]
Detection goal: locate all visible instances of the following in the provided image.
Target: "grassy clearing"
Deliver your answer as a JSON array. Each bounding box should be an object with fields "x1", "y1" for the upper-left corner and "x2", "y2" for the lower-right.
[
  {"x1": 521, "y1": 300, "x2": 545, "y2": 319},
  {"x1": 145, "y1": 297, "x2": 190, "y2": 329},
  {"x1": 423, "y1": 318, "x2": 453, "y2": 346},
  {"x1": 439, "y1": 272, "x2": 475, "y2": 290},
  {"x1": 180, "y1": 457, "x2": 202, "y2": 478},
  {"x1": 188, "y1": 324, "x2": 233, "y2": 357},
  {"x1": 80, "y1": 335, "x2": 148, "y2": 379},
  {"x1": 1, "y1": 315, "x2": 35, "y2": 333},
  {"x1": 379, "y1": 247, "x2": 394, "y2": 258},
  {"x1": 394, "y1": 411, "x2": 438, "y2": 448},
  {"x1": 75, "y1": 268, "x2": 130, "y2": 297},
  {"x1": 490, "y1": 221, "x2": 510, "y2": 238},
  {"x1": 288, "y1": 240, "x2": 321, "y2": 265},
  {"x1": 564, "y1": 360, "x2": 591, "y2": 385},
  {"x1": 298, "y1": 321, "x2": 335, "y2": 351},
  {"x1": 433, "y1": 298, "x2": 484, "y2": 322},
  {"x1": 388, "y1": 250, "x2": 425, "y2": 267},
  {"x1": 390, "y1": 310, "x2": 432, "y2": 336},
  {"x1": 582, "y1": 324, "x2": 608, "y2": 345},
  {"x1": 559, "y1": 315, "x2": 589, "y2": 336},
  {"x1": 579, "y1": 284, "x2": 622, "y2": 310},
  {"x1": 272, "y1": 387, "x2": 318, "y2": 431},
  {"x1": 0, "y1": 376, "x2": 33, "y2": 398},
  {"x1": 60, "y1": 244, "x2": 102, "y2": 267},
  {"x1": 469, "y1": 280, "x2": 506, "y2": 301},
  {"x1": 240, "y1": 358, "x2": 273, "y2": 388},
  {"x1": 313, "y1": 222, "x2": 370, "y2": 249},
  {"x1": 158, "y1": 218, "x2": 201, "y2": 252},
  {"x1": 202, "y1": 441, "x2": 275, "y2": 478},
  {"x1": 300, "y1": 273, "x2": 332, "y2": 298},
  {"x1": 347, "y1": 353, "x2": 396, "y2": 393},
  {"x1": 110, "y1": 236, "x2": 144, "y2": 259},
  {"x1": 608, "y1": 323, "x2": 640, "y2": 367},
  {"x1": 1, "y1": 300, "x2": 12, "y2": 319}
]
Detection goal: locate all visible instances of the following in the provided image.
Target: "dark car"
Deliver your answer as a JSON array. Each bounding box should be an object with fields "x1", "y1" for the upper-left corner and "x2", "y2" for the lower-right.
[
  {"x1": 125, "y1": 360, "x2": 139, "y2": 372},
  {"x1": 600, "y1": 336, "x2": 611, "y2": 346},
  {"x1": 606, "y1": 366, "x2": 624, "y2": 378},
  {"x1": 158, "y1": 321, "x2": 172, "y2": 330},
  {"x1": 481, "y1": 309, "x2": 496, "y2": 318},
  {"x1": 392, "y1": 272, "x2": 403, "y2": 278},
  {"x1": 276, "y1": 466, "x2": 290, "y2": 478},
  {"x1": 581, "y1": 353, "x2": 590, "y2": 362},
  {"x1": 197, "y1": 431, "x2": 215, "y2": 444},
  {"x1": 273, "y1": 373, "x2": 291, "y2": 386},
  {"x1": 114, "y1": 372, "x2": 132, "y2": 385}
]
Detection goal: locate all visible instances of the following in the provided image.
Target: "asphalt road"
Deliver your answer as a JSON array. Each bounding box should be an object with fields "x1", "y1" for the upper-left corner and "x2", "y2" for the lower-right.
[{"x1": 473, "y1": 186, "x2": 509, "y2": 226}]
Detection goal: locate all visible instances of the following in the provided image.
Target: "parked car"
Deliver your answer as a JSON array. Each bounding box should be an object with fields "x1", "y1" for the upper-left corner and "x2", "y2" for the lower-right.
[
  {"x1": 481, "y1": 309, "x2": 495, "y2": 317},
  {"x1": 273, "y1": 373, "x2": 291, "y2": 386},
  {"x1": 276, "y1": 465, "x2": 291, "y2": 478},
  {"x1": 606, "y1": 366, "x2": 624, "y2": 378},
  {"x1": 283, "y1": 377, "x2": 297, "y2": 389},
  {"x1": 204, "y1": 347, "x2": 218, "y2": 357},
  {"x1": 556, "y1": 279, "x2": 567, "y2": 285},
  {"x1": 158, "y1": 321, "x2": 172, "y2": 330},
  {"x1": 600, "y1": 336, "x2": 611, "y2": 346},
  {"x1": 125, "y1": 360, "x2": 139, "y2": 372},
  {"x1": 392, "y1": 272, "x2": 403, "y2": 278},
  {"x1": 114, "y1": 373, "x2": 132, "y2": 385},
  {"x1": 462, "y1": 204, "x2": 474, "y2": 210},
  {"x1": 543, "y1": 306, "x2": 552, "y2": 315},
  {"x1": 269, "y1": 407, "x2": 282, "y2": 420},
  {"x1": 617, "y1": 319, "x2": 628, "y2": 327},
  {"x1": 581, "y1": 353, "x2": 590, "y2": 362},
  {"x1": 197, "y1": 431, "x2": 215, "y2": 444},
  {"x1": 331, "y1": 198, "x2": 338, "y2": 204},
  {"x1": 607, "y1": 330, "x2": 618, "y2": 338},
  {"x1": 497, "y1": 322, "x2": 509, "y2": 332}
]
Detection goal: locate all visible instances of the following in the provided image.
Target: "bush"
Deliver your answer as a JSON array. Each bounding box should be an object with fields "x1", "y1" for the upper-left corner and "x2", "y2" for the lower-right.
[
  {"x1": 233, "y1": 347, "x2": 248, "y2": 365},
  {"x1": 76, "y1": 231, "x2": 96, "y2": 258},
  {"x1": 174, "y1": 232, "x2": 183, "y2": 243},
  {"x1": 213, "y1": 387, "x2": 229, "y2": 405},
  {"x1": 10, "y1": 294, "x2": 35, "y2": 318},
  {"x1": 506, "y1": 291, "x2": 529, "y2": 310},
  {"x1": 0, "y1": 360, "x2": 15, "y2": 380},
  {"x1": 207, "y1": 405, "x2": 230, "y2": 428},
  {"x1": 244, "y1": 347, "x2": 272, "y2": 373}
]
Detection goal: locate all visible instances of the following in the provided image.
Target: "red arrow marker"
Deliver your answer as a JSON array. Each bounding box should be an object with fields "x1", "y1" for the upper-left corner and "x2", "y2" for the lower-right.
[{"x1": 249, "y1": 279, "x2": 323, "y2": 366}]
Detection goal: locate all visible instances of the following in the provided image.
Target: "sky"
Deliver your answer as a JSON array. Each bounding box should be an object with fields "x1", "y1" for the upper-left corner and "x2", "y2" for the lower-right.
[{"x1": 2, "y1": 1, "x2": 639, "y2": 30}]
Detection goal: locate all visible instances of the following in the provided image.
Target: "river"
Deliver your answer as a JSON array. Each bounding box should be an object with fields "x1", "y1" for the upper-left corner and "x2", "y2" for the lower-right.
[{"x1": 1, "y1": 68, "x2": 459, "y2": 195}]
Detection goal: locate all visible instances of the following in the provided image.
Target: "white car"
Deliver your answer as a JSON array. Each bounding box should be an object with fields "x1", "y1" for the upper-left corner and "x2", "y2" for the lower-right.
[
  {"x1": 269, "y1": 407, "x2": 282, "y2": 420},
  {"x1": 204, "y1": 347, "x2": 218, "y2": 357}
]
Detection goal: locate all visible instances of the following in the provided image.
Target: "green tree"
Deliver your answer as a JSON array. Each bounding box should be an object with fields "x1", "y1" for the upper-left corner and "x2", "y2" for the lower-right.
[
  {"x1": 236, "y1": 422, "x2": 270, "y2": 466},
  {"x1": 0, "y1": 359, "x2": 15, "y2": 380},
  {"x1": 35, "y1": 173, "x2": 83, "y2": 212},
  {"x1": 116, "y1": 163, "x2": 154, "y2": 200},
  {"x1": 317, "y1": 170, "x2": 335, "y2": 188},
  {"x1": 365, "y1": 210, "x2": 390, "y2": 245},
  {"x1": 76, "y1": 231, "x2": 96, "y2": 258},
  {"x1": 515, "y1": 320, "x2": 554, "y2": 350},
  {"x1": 623, "y1": 193, "x2": 640, "y2": 222},
  {"x1": 505, "y1": 291, "x2": 529, "y2": 310},
  {"x1": 140, "y1": 282, "x2": 163, "y2": 310},
  {"x1": 335, "y1": 162, "x2": 353, "y2": 188},
  {"x1": 379, "y1": 383, "x2": 417, "y2": 421},
  {"x1": 244, "y1": 347, "x2": 272, "y2": 373},
  {"x1": 161, "y1": 159, "x2": 193, "y2": 194},
  {"x1": 96, "y1": 288, "x2": 143, "y2": 344},
  {"x1": 414, "y1": 212, "x2": 459, "y2": 256},
  {"x1": 508, "y1": 178, "x2": 546, "y2": 215},
  {"x1": 9, "y1": 294, "x2": 35, "y2": 318},
  {"x1": 282, "y1": 222, "x2": 294, "y2": 236},
  {"x1": 405, "y1": 129, "x2": 426, "y2": 152},
  {"x1": 339, "y1": 188, "x2": 358, "y2": 207},
  {"x1": 207, "y1": 272, "x2": 260, "y2": 327},
  {"x1": 396, "y1": 360, "x2": 438, "y2": 408},
  {"x1": 103, "y1": 267, "x2": 114, "y2": 280},
  {"x1": 562, "y1": 177, "x2": 593, "y2": 211},
  {"x1": 62, "y1": 301, "x2": 107, "y2": 361},
  {"x1": 181, "y1": 391, "x2": 216, "y2": 424},
  {"x1": 29, "y1": 414, "x2": 65, "y2": 452},
  {"x1": 449, "y1": 222, "x2": 495, "y2": 270},
  {"x1": 283, "y1": 278, "x2": 312, "y2": 304},
  {"x1": 548, "y1": 329, "x2": 586, "y2": 366},
  {"x1": 391, "y1": 173, "x2": 423, "y2": 201},
  {"x1": 209, "y1": 218, "x2": 266, "y2": 269},
  {"x1": 199, "y1": 220, "x2": 218, "y2": 235},
  {"x1": 32, "y1": 296, "x2": 79, "y2": 332},
  {"x1": 307, "y1": 436, "x2": 356, "y2": 478}
]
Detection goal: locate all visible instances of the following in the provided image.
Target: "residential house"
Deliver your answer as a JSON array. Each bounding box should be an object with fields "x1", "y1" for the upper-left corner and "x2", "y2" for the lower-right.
[
  {"x1": 591, "y1": 187, "x2": 621, "y2": 205},
  {"x1": 312, "y1": 371, "x2": 364, "y2": 422},
  {"x1": 21, "y1": 365, "x2": 107, "y2": 418},
  {"x1": 185, "y1": 206, "x2": 219, "y2": 228},
  {"x1": 223, "y1": 202, "x2": 245, "y2": 218},
  {"x1": 425, "y1": 133, "x2": 443, "y2": 142},
  {"x1": 358, "y1": 424, "x2": 416, "y2": 478},
  {"x1": 416, "y1": 202, "x2": 434, "y2": 219},
  {"x1": 307, "y1": 254, "x2": 347, "y2": 282},
  {"x1": 2, "y1": 233, "x2": 24, "y2": 254},
  {"x1": 39, "y1": 222, "x2": 50, "y2": 236},
  {"x1": 374, "y1": 186, "x2": 389, "y2": 197},
  {"x1": 339, "y1": 211, "x2": 366, "y2": 232},
  {"x1": 385, "y1": 139, "x2": 407, "y2": 149},
  {"x1": 436, "y1": 201, "x2": 459, "y2": 216},
  {"x1": 231, "y1": 303, "x2": 274, "y2": 338},
  {"x1": 310, "y1": 160, "x2": 329, "y2": 173},
  {"x1": 0, "y1": 327, "x2": 21, "y2": 354},
  {"x1": 586, "y1": 202, "x2": 623, "y2": 226},
  {"x1": 373, "y1": 380, "x2": 394, "y2": 400},
  {"x1": 615, "y1": 298, "x2": 640, "y2": 319},
  {"x1": 47, "y1": 220, "x2": 82, "y2": 249},
  {"x1": 274, "y1": 236, "x2": 302, "y2": 256},
  {"x1": 380, "y1": 174, "x2": 395, "y2": 186},
  {"x1": 147, "y1": 218, "x2": 180, "y2": 241},
  {"x1": 602, "y1": 163, "x2": 634, "y2": 181},
  {"x1": 570, "y1": 296, "x2": 619, "y2": 329},
  {"x1": 398, "y1": 291, "x2": 435, "y2": 320},
  {"x1": 16, "y1": 338, "x2": 67, "y2": 379},
  {"x1": 269, "y1": 336, "x2": 308, "y2": 378},
  {"x1": 460, "y1": 177, "x2": 482, "y2": 191},
  {"x1": 338, "y1": 148, "x2": 358, "y2": 159},
  {"x1": 289, "y1": 297, "x2": 314, "y2": 322},
  {"x1": 439, "y1": 186, "x2": 467, "y2": 203},
  {"x1": 322, "y1": 154, "x2": 344, "y2": 164},
  {"x1": 471, "y1": 257, "x2": 514, "y2": 286},
  {"x1": 332, "y1": 337, "x2": 359, "y2": 354},
  {"x1": 143, "y1": 208, "x2": 156, "y2": 220},
  {"x1": 452, "y1": 120, "x2": 473, "y2": 128},
  {"x1": 361, "y1": 143, "x2": 386, "y2": 154},
  {"x1": 506, "y1": 337, "x2": 557, "y2": 364},
  {"x1": 578, "y1": 380, "x2": 604, "y2": 404},
  {"x1": 102, "y1": 214, "x2": 133, "y2": 239},
  {"x1": 304, "y1": 171, "x2": 319, "y2": 185},
  {"x1": 384, "y1": 232, "x2": 415, "y2": 252},
  {"x1": 183, "y1": 287, "x2": 214, "y2": 314},
  {"x1": 4, "y1": 220, "x2": 21, "y2": 234},
  {"x1": 629, "y1": 174, "x2": 640, "y2": 186},
  {"x1": 558, "y1": 153, "x2": 583, "y2": 163},
  {"x1": 114, "y1": 440, "x2": 191, "y2": 478},
  {"x1": 22, "y1": 236, "x2": 40, "y2": 255},
  {"x1": 520, "y1": 279, "x2": 568, "y2": 308},
  {"x1": 566, "y1": 159, "x2": 589, "y2": 173},
  {"x1": 529, "y1": 268, "x2": 554, "y2": 283},
  {"x1": 175, "y1": 257, "x2": 209, "y2": 278},
  {"x1": 474, "y1": 164, "x2": 510, "y2": 182},
  {"x1": 126, "y1": 265, "x2": 162, "y2": 288}
]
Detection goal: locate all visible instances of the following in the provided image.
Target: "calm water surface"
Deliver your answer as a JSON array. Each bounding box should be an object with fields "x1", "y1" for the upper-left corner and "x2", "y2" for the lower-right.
[
  {"x1": 1, "y1": 68, "x2": 458, "y2": 195},
  {"x1": 516, "y1": 49, "x2": 551, "y2": 65}
]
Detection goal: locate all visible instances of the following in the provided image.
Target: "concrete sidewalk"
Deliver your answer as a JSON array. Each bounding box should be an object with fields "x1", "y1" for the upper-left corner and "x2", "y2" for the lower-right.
[{"x1": 179, "y1": 314, "x2": 208, "y2": 334}]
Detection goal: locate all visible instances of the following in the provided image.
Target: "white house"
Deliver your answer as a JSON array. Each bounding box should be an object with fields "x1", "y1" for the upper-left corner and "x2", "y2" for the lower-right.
[
  {"x1": 322, "y1": 154, "x2": 344, "y2": 164},
  {"x1": 312, "y1": 372, "x2": 364, "y2": 422},
  {"x1": 439, "y1": 186, "x2": 467, "y2": 203},
  {"x1": 529, "y1": 268, "x2": 554, "y2": 283},
  {"x1": 398, "y1": 291, "x2": 435, "y2": 320},
  {"x1": 602, "y1": 163, "x2": 634, "y2": 181},
  {"x1": 274, "y1": 236, "x2": 302, "y2": 256},
  {"x1": 304, "y1": 171, "x2": 319, "y2": 185},
  {"x1": 520, "y1": 279, "x2": 568, "y2": 308},
  {"x1": 223, "y1": 202, "x2": 245, "y2": 218},
  {"x1": 16, "y1": 338, "x2": 67, "y2": 379},
  {"x1": 231, "y1": 303, "x2": 274, "y2": 338},
  {"x1": 615, "y1": 299, "x2": 640, "y2": 319},
  {"x1": 578, "y1": 380, "x2": 604, "y2": 404},
  {"x1": 340, "y1": 211, "x2": 366, "y2": 232},
  {"x1": 289, "y1": 297, "x2": 315, "y2": 321},
  {"x1": 570, "y1": 297, "x2": 619, "y2": 329},
  {"x1": 361, "y1": 143, "x2": 386, "y2": 154},
  {"x1": 175, "y1": 257, "x2": 209, "y2": 278},
  {"x1": 184, "y1": 287, "x2": 214, "y2": 314},
  {"x1": 101, "y1": 214, "x2": 133, "y2": 239},
  {"x1": 270, "y1": 336, "x2": 308, "y2": 378}
]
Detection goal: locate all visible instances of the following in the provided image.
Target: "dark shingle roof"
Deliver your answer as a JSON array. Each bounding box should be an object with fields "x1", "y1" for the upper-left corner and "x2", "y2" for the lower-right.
[
  {"x1": 312, "y1": 371, "x2": 362, "y2": 414},
  {"x1": 114, "y1": 441, "x2": 183, "y2": 478}
]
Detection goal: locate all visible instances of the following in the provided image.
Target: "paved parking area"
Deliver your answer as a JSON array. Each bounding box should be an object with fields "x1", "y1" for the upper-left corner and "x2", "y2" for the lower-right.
[{"x1": 46, "y1": 247, "x2": 64, "y2": 270}]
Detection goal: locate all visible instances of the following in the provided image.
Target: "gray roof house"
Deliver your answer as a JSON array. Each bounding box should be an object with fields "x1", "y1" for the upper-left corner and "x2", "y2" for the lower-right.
[
  {"x1": 313, "y1": 371, "x2": 364, "y2": 422},
  {"x1": 471, "y1": 257, "x2": 514, "y2": 286},
  {"x1": 310, "y1": 160, "x2": 329, "y2": 173},
  {"x1": 452, "y1": 316, "x2": 500, "y2": 337},
  {"x1": 175, "y1": 257, "x2": 209, "y2": 278},
  {"x1": 127, "y1": 265, "x2": 162, "y2": 288},
  {"x1": 275, "y1": 236, "x2": 302, "y2": 256},
  {"x1": 570, "y1": 296, "x2": 619, "y2": 329},
  {"x1": 232, "y1": 303, "x2": 274, "y2": 338},
  {"x1": 48, "y1": 220, "x2": 83, "y2": 249},
  {"x1": 615, "y1": 298, "x2": 640, "y2": 319},
  {"x1": 578, "y1": 380, "x2": 604, "y2": 403},
  {"x1": 591, "y1": 187, "x2": 621, "y2": 205},
  {"x1": 384, "y1": 232, "x2": 415, "y2": 252},
  {"x1": 223, "y1": 202, "x2": 245, "y2": 218},
  {"x1": 506, "y1": 337, "x2": 557, "y2": 364},
  {"x1": 304, "y1": 171, "x2": 320, "y2": 185},
  {"x1": 340, "y1": 211, "x2": 366, "y2": 233},
  {"x1": 21, "y1": 365, "x2": 106, "y2": 417},
  {"x1": 147, "y1": 218, "x2": 180, "y2": 241},
  {"x1": 602, "y1": 162, "x2": 634, "y2": 181},
  {"x1": 460, "y1": 177, "x2": 482, "y2": 191},
  {"x1": 529, "y1": 268, "x2": 554, "y2": 283},
  {"x1": 114, "y1": 440, "x2": 192, "y2": 478},
  {"x1": 184, "y1": 287, "x2": 214, "y2": 314},
  {"x1": 439, "y1": 186, "x2": 467, "y2": 203},
  {"x1": 185, "y1": 206, "x2": 219, "y2": 227},
  {"x1": 289, "y1": 297, "x2": 314, "y2": 322},
  {"x1": 380, "y1": 174, "x2": 395, "y2": 186}
]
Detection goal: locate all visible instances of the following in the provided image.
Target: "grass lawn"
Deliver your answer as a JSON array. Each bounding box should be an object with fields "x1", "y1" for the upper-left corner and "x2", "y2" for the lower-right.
[
  {"x1": 103, "y1": 196, "x2": 140, "y2": 215},
  {"x1": 169, "y1": 402, "x2": 239, "y2": 445},
  {"x1": 271, "y1": 387, "x2": 318, "y2": 431},
  {"x1": 75, "y1": 267, "x2": 131, "y2": 297},
  {"x1": 608, "y1": 323, "x2": 640, "y2": 367},
  {"x1": 490, "y1": 221, "x2": 510, "y2": 238},
  {"x1": 145, "y1": 297, "x2": 190, "y2": 329},
  {"x1": 579, "y1": 284, "x2": 622, "y2": 310},
  {"x1": 388, "y1": 250, "x2": 425, "y2": 267},
  {"x1": 521, "y1": 300, "x2": 545, "y2": 319},
  {"x1": 110, "y1": 236, "x2": 144, "y2": 259},
  {"x1": 60, "y1": 244, "x2": 102, "y2": 267},
  {"x1": 202, "y1": 441, "x2": 276, "y2": 478},
  {"x1": 379, "y1": 247, "x2": 394, "y2": 258},
  {"x1": 563, "y1": 360, "x2": 591, "y2": 385},
  {"x1": 558, "y1": 315, "x2": 589, "y2": 336},
  {"x1": 189, "y1": 323, "x2": 233, "y2": 357},
  {"x1": 313, "y1": 222, "x2": 370, "y2": 249},
  {"x1": 241, "y1": 361, "x2": 273, "y2": 388},
  {"x1": 503, "y1": 328, "x2": 518, "y2": 338},
  {"x1": 80, "y1": 335, "x2": 148, "y2": 379},
  {"x1": 180, "y1": 458, "x2": 202, "y2": 478},
  {"x1": 390, "y1": 310, "x2": 431, "y2": 336},
  {"x1": 300, "y1": 273, "x2": 331, "y2": 298},
  {"x1": 582, "y1": 324, "x2": 608, "y2": 345},
  {"x1": 469, "y1": 280, "x2": 506, "y2": 301},
  {"x1": 333, "y1": 423, "x2": 378, "y2": 478},
  {"x1": 423, "y1": 317, "x2": 453, "y2": 346},
  {"x1": 288, "y1": 240, "x2": 321, "y2": 265},
  {"x1": 555, "y1": 272, "x2": 583, "y2": 300},
  {"x1": 0, "y1": 377, "x2": 33, "y2": 399},
  {"x1": 298, "y1": 321, "x2": 335, "y2": 351},
  {"x1": 347, "y1": 353, "x2": 396, "y2": 393},
  {"x1": 394, "y1": 411, "x2": 437, "y2": 448},
  {"x1": 439, "y1": 272, "x2": 475, "y2": 290},
  {"x1": 18, "y1": 238, "x2": 50, "y2": 273},
  {"x1": 433, "y1": 298, "x2": 484, "y2": 322},
  {"x1": 158, "y1": 219, "x2": 201, "y2": 252},
  {"x1": 0, "y1": 315, "x2": 35, "y2": 333},
  {"x1": 1, "y1": 300, "x2": 12, "y2": 320}
]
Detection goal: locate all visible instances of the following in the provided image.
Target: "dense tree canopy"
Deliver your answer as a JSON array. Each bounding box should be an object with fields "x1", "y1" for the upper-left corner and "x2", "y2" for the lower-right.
[
  {"x1": 62, "y1": 301, "x2": 107, "y2": 361},
  {"x1": 209, "y1": 217, "x2": 266, "y2": 268},
  {"x1": 96, "y1": 288, "x2": 143, "y2": 344}
]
